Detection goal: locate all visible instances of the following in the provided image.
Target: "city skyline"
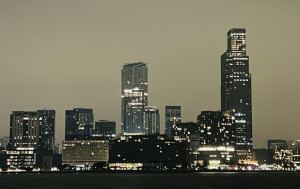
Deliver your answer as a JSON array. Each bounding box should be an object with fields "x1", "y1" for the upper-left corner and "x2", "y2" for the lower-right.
[{"x1": 0, "y1": 1, "x2": 300, "y2": 148}]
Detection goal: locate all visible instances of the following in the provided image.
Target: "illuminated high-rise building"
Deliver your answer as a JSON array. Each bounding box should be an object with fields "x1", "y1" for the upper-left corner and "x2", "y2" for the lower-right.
[
  {"x1": 165, "y1": 106, "x2": 181, "y2": 137},
  {"x1": 9, "y1": 111, "x2": 39, "y2": 149},
  {"x1": 37, "y1": 110, "x2": 55, "y2": 150},
  {"x1": 121, "y1": 62, "x2": 148, "y2": 135},
  {"x1": 221, "y1": 28, "x2": 252, "y2": 160},
  {"x1": 65, "y1": 108, "x2": 94, "y2": 140},
  {"x1": 143, "y1": 106, "x2": 160, "y2": 135}
]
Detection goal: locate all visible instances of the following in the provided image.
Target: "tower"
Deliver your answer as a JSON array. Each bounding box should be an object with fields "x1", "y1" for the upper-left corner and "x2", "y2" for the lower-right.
[
  {"x1": 144, "y1": 106, "x2": 160, "y2": 135},
  {"x1": 121, "y1": 62, "x2": 148, "y2": 135},
  {"x1": 37, "y1": 110, "x2": 55, "y2": 150},
  {"x1": 221, "y1": 28, "x2": 252, "y2": 160},
  {"x1": 165, "y1": 106, "x2": 181, "y2": 137},
  {"x1": 65, "y1": 108, "x2": 94, "y2": 140}
]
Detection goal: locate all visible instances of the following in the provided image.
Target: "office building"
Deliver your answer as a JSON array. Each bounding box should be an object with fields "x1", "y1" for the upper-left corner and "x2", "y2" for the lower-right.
[
  {"x1": 171, "y1": 122, "x2": 201, "y2": 159},
  {"x1": 65, "y1": 108, "x2": 94, "y2": 140},
  {"x1": 221, "y1": 28, "x2": 252, "y2": 160},
  {"x1": 6, "y1": 147, "x2": 35, "y2": 170},
  {"x1": 172, "y1": 122, "x2": 200, "y2": 142},
  {"x1": 109, "y1": 134, "x2": 187, "y2": 170},
  {"x1": 193, "y1": 145, "x2": 237, "y2": 170},
  {"x1": 165, "y1": 106, "x2": 181, "y2": 137},
  {"x1": 8, "y1": 110, "x2": 56, "y2": 170},
  {"x1": 9, "y1": 111, "x2": 39, "y2": 149},
  {"x1": 92, "y1": 120, "x2": 116, "y2": 139},
  {"x1": 37, "y1": 110, "x2": 55, "y2": 150},
  {"x1": 121, "y1": 62, "x2": 148, "y2": 135},
  {"x1": 197, "y1": 111, "x2": 235, "y2": 146},
  {"x1": 144, "y1": 106, "x2": 160, "y2": 135},
  {"x1": 62, "y1": 140, "x2": 109, "y2": 168}
]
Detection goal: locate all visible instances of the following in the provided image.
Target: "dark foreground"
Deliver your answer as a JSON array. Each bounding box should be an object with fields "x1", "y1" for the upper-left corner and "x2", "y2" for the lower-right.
[{"x1": 1, "y1": 172, "x2": 300, "y2": 189}]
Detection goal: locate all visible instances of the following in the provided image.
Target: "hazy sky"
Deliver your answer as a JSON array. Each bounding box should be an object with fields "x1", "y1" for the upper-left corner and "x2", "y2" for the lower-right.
[{"x1": 0, "y1": 0, "x2": 299, "y2": 148}]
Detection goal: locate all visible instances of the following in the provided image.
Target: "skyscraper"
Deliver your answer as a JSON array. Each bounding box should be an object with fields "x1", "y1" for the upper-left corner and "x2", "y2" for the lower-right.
[
  {"x1": 121, "y1": 62, "x2": 148, "y2": 135},
  {"x1": 93, "y1": 120, "x2": 116, "y2": 139},
  {"x1": 9, "y1": 111, "x2": 39, "y2": 149},
  {"x1": 165, "y1": 106, "x2": 181, "y2": 137},
  {"x1": 37, "y1": 110, "x2": 55, "y2": 150},
  {"x1": 143, "y1": 106, "x2": 160, "y2": 135},
  {"x1": 65, "y1": 108, "x2": 94, "y2": 140},
  {"x1": 221, "y1": 28, "x2": 252, "y2": 160}
]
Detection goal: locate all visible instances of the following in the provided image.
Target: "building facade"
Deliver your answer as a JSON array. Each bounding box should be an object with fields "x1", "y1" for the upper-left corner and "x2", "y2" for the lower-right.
[
  {"x1": 171, "y1": 122, "x2": 201, "y2": 161},
  {"x1": 221, "y1": 28, "x2": 252, "y2": 160},
  {"x1": 109, "y1": 135, "x2": 187, "y2": 170},
  {"x1": 143, "y1": 106, "x2": 160, "y2": 135},
  {"x1": 165, "y1": 106, "x2": 181, "y2": 137},
  {"x1": 37, "y1": 110, "x2": 55, "y2": 150},
  {"x1": 92, "y1": 120, "x2": 116, "y2": 139},
  {"x1": 9, "y1": 111, "x2": 39, "y2": 149},
  {"x1": 6, "y1": 147, "x2": 35, "y2": 170},
  {"x1": 193, "y1": 145, "x2": 237, "y2": 170},
  {"x1": 62, "y1": 140, "x2": 109, "y2": 168},
  {"x1": 121, "y1": 62, "x2": 148, "y2": 135},
  {"x1": 197, "y1": 111, "x2": 235, "y2": 146},
  {"x1": 65, "y1": 108, "x2": 94, "y2": 140}
]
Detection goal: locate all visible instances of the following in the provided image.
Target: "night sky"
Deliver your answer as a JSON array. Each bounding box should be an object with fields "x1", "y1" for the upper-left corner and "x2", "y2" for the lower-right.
[{"x1": 0, "y1": 0, "x2": 299, "y2": 148}]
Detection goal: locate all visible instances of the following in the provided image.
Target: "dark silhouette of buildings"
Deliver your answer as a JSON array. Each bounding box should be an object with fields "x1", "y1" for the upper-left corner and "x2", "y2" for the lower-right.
[
  {"x1": 221, "y1": 28, "x2": 252, "y2": 160},
  {"x1": 268, "y1": 140, "x2": 287, "y2": 152},
  {"x1": 121, "y1": 62, "x2": 148, "y2": 135},
  {"x1": 109, "y1": 134, "x2": 187, "y2": 170},
  {"x1": 65, "y1": 108, "x2": 94, "y2": 140},
  {"x1": 165, "y1": 106, "x2": 181, "y2": 137}
]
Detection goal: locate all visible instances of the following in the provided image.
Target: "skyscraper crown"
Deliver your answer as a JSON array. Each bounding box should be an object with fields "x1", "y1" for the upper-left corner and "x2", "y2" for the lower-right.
[{"x1": 227, "y1": 28, "x2": 246, "y2": 56}]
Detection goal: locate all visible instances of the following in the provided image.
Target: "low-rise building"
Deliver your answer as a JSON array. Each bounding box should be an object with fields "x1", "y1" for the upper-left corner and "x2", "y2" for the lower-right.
[
  {"x1": 193, "y1": 145, "x2": 237, "y2": 170},
  {"x1": 62, "y1": 140, "x2": 109, "y2": 169},
  {"x1": 109, "y1": 134, "x2": 187, "y2": 170},
  {"x1": 6, "y1": 147, "x2": 35, "y2": 170}
]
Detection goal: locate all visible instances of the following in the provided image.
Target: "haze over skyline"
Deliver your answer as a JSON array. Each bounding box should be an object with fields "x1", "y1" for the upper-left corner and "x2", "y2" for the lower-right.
[{"x1": 1, "y1": 0, "x2": 299, "y2": 148}]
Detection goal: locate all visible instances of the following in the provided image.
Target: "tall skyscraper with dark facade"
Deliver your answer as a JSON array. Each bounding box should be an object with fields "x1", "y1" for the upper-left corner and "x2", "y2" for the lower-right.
[
  {"x1": 143, "y1": 106, "x2": 160, "y2": 135},
  {"x1": 221, "y1": 28, "x2": 252, "y2": 160},
  {"x1": 65, "y1": 108, "x2": 94, "y2": 140},
  {"x1": 121, "y1": 62, "x2": 148, "y2": 135},
  {"x1": 37, "y1": 110, "x2": 55, "y2": 150},
  {"x1": 165, "y1": 106, "x2": 181, "y2": 137}
]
